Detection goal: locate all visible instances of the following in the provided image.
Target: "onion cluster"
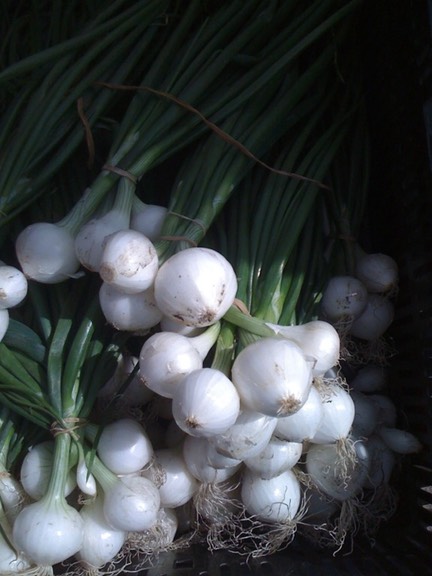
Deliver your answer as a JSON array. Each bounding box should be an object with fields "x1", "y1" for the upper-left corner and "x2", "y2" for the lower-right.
[{"x1": 7, "y1": 231, "x2": 420, "y2": 568}]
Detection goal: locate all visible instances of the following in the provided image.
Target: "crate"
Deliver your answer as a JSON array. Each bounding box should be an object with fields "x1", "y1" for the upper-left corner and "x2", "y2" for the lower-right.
[{"x1": 137, "y1": 1, "x2": 432, "y2": 574}]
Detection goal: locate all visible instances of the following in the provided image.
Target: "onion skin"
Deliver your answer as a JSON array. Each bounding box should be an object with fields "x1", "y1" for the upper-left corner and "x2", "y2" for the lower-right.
[
  {"x1": 154, "y1": 247, "x2": 238, "y2": 327},
  {"x1": 12, "y1": 496, "x2": 84, "y2": 566},
  {"x1": 241, "y1": 468, "x2": 301, "y2": 523},
  {"x1": 16, "y1": 223, "x2": 80, "y2": 283},
  {"x1": 232, "y1": 337, "x2": 312, "y2": 417}
]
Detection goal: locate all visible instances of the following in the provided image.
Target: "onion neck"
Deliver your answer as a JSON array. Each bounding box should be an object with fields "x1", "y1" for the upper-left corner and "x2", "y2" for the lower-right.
[
  {"x1": 189, "y1": 321, "x2": 221, "y2": 359},
  {"x1": 43, "y1": 433, "x2": 73, "y2": 505}
]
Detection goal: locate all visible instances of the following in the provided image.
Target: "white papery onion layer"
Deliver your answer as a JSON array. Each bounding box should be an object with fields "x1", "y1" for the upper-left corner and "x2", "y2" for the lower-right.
[
  {"x1": 172, "y1": 368, "x2": 240, "y2": 437},
  {"x1": 232, "y1": 337, "x2": 313, "y2": 417},
  {"x1": 154, "y1": 247, "x2": 238, "y2": 327},
  {"x1": 241, "y1": 468, "x2": 301, "y2": 524}
]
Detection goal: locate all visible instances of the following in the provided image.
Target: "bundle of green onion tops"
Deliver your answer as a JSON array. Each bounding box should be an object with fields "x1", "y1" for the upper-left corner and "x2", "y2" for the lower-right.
[{"x1": 0, "y1": 1, "x2": 421, "y2": 574}]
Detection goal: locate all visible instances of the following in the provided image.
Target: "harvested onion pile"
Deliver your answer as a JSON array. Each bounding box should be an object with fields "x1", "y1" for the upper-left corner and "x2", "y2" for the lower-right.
[{"x1": 0, "y1": 1, "x2": 422, "y2": 574}]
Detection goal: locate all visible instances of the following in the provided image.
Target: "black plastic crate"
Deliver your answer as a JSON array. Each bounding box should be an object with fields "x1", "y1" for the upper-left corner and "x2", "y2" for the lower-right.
[{"x1": 135, "y1": 2, "x2": 432, "y2": 574}]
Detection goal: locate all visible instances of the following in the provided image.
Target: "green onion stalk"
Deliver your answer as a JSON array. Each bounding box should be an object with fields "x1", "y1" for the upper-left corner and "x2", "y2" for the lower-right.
[
  {"x1": 0, "y1": 0, "x2": 171, "y2": 227},
  {"x1": 154, "y1": 4, "x2": 362, "y2": 263},
  {"x1": 209, "y1": 91, "x2": 368, "y2": 367},
  {"x1": 0, "y1": 275, "x2": 126, "y2": 567},
  {"x1": 7, "y1": 0, "x2": 363, "y2": 271}
]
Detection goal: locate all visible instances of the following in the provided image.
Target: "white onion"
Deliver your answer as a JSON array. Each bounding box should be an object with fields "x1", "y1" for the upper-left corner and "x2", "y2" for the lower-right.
[
  {"x1": 305, "y1": 440, "x2": 370, "y2": 501},
  {"x1": 183, "y1": 436, "x2": 241, "y2": 484},
  {"x1": 154, "y1": 247, "x2": 238, "y2": 327},
  {"x1": 0, "y1": 470, "x2": 26, "y2": 524},
  {"x1": 266, "y1": 320, "x2": 340, "y2": 376},
  {"x1": 76, "y1": 458, "x2": 97, "y2": 497},
  {"x1": 0, "y1": 530, "x2": 32, "y2": 573},
  {"x1": 378, "y1": 426, "x2": 422, "y2": 454},
  {"x1": 160, "y1": 316, "x2": 204, "y2": 336},
  {"x1": 205, "y1": 441, "x2": 243, "y2": 469},
  {"x1": 351, "y1": 391, "x2": 381, "y2": 438},
  {"x1": 320, "y1": 275, "x2": 368, "y2": 321},
  {"x1": 138, "y1": 323, "x2": 220, "y2": 398},
  {"x1": 350, "y1": 364, "x2": 388, "y2": 393},
  {"x1": 0, "y1": 265, "x2": 28, "y2": 309},
  {"x1": 99, "y1": 229, "x2": 159, "y2": 294},
  {"x1": 139, "y1": 330, "x2": 203, "y2": 398},
  {"x1": 355, "y1": 252, "x2": 398, "y2": 294},
  {"x1": 99, "y1": 282, "x2": 162, "y2": 332},
  {"x1": 130, "y1": 202, "x2": 167, "y2": 241},
  {"x1": 208, "y1": 409, "x2": 277, "y2": 461},
  {"x1": 16, "y1": 222, "x2": 80, "y2": 283},
  {"x1": 12, "y1": 495, "x2": 84, "y2": 566},
  {"x1": 275, "y1": 385, "x2": 323, "y2": 443},
  {"x1": 172, "y1": 368, "x2": 240, "y2": 437},
  {"x1": 241, "y1": 468, "x2": 301, "y2": 523},
  {"x1": 349, "y1": 294, "x2": 395, "y2": 341},
  {"x1": 145, "y1": 447, "x2": 199, "y2": 508},
  {"x1": 232, "y1": 337, "x2": 313, "y2": 417},
  {"x1": 76, "y1": 497, "x2": 126, "y2": 569},
  {"x1": 244, "y1": 436, "x2": 302, "y2": 479},
  {"x1": 363, "y1": 435, "x2": 396, "y2": 489},
  {"x1": 302, "y1": 487, "x2": 340, "y2": 524},
  {"x1": 370, "y1": 394, "x2": 397, "y2": 427},
  {"x1": 96, "y1": 418, "x2": 153, "y2": 475},
  {"x1": 103, "y1": 475, "x2": 160, "y2": 532},
  {"x1": 311, "y1": 383, "x2": 355, "y2": 444},
  {"x1": 131, "y1": 507, "x2": 179, "y2": 553},
  {"x1": 0, "y1": 308, "x2": 9, "y2": 341},
  {"x1": 20, "y1": 441, "x2": 76, "y2": 500},
  {"x1": 75, "y1": 209, "x2": 130, "y2": 272}
]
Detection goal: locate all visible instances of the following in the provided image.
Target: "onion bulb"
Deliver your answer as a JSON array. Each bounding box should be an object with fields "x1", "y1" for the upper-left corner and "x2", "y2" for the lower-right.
[
  {"x1": 275, "y1": 385, "x2": 323, "y2": 443},
  {"x1": 0, "y1": 309, "x2": 9, "y2": 342},
  {"x1": 350, "y1": 364, "x2": 388, "y2": 393},
  {"x1": 16, "y1": 222, "x2": 80, "y2": 283},
  {"x1": 96, "y1": 418, "x2": 153, "y2": 475},
  {"x1": 99, "y1": 229, "x2": 159, "y2": 294},
  {"x1": 244, "y1": 436, "x2": 302, "y2": 479},
  {"x1": 154, "y1": 247, "x2": 238, "y2": 327},
  {"x1": 75, "y1": 209, "x2": 130, "y2": 272},
  {"x1": 351, "y1": 391, "x2": 381, "y2": 438},
  {"x1": 241, "y1": 468, "x2": 301, "y2": 523},
  {"x1": 102, "y1": 475, "x2": 160, "y2": 532},
  {"x1": 320, "y1": 275, "x2": 368, "y2": 322},
  {"x1": 349, "y1": 294, "x2": 394, "y2": 341},
  {"x1": 139, "y1": 322, "x2": 219, "y2": 398},
  {"x1": 76, "y1": 497, "x2": 126, "y2": 569},
  {"x1": 311, "y1": 383, "x2": 355, "y2": 444},
  {"x1": 305, "y1": 440, "x2": 370, "y2": 501},
  {"x1": 231, "y1": 337, "x2": 313, "y2": 417},
  {"x1": 183, "y1": 436, "x2": 241, "y2": 484},
  {"x1": 209, "y1": 409, "x2": 277, "y2": 461},
  {"x1": 20, "y1": 441, "x2": 76, "y2": 500},
  {"x1": 378, "y1": 426, "x2": 422, "y2": 454},
  {"x1": 99, "y1": 282, "x2": 162, "y2": 332},
  {"x1": 130, "y1": 202, "x2": 167, "y2": 241},
  {"x1": 172, "y1": 368, "x2": 240, "y2": 437},
  {"x1": 0, "y1": 265, "x2": 28, "y2": 309},
  {"x1": 355, "y1": 252, "x2": 398, "y2": 294},
  {"x1": 363, "y1": 435, "x2": 396, "y2": 489},
  {"x1": 266, "y1": 320, "x2": 340, "y2": 376},
  {"x1": 145, "y1": 447, "x2": 199, "y2": 508},
  {"x1": 0, "y1": 530, "x2": 32, "y2": 573}
]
